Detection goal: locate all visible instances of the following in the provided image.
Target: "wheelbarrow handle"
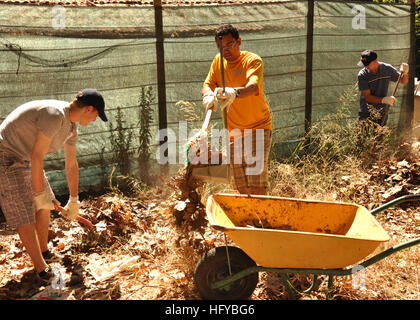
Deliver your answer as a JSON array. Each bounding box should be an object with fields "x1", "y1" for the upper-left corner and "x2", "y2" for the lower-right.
[{"x1": 370, "y1": 194, "x2": 420, "y2": 215}]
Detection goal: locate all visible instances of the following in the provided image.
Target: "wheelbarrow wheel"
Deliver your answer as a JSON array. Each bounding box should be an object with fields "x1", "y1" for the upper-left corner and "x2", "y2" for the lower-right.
[{"x1": 194, "y1": 246, "x2": 258, "y2": 300}]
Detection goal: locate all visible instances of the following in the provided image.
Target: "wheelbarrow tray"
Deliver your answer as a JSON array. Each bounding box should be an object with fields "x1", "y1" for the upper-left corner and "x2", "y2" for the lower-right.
[{"x1": 206, "y1": 193, "x2": 390, "y2": 269}]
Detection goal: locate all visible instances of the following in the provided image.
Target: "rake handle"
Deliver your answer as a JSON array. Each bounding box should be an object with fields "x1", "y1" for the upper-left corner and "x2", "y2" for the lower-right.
[
  {"x1": 218, "y1": 35, "x2": 229, "y2": 131},
  {"x1": 219, "y1": 35, "x2": 225, "y2": 93},
  {"x1": 381, "y1": 72, "x2": 403, "y2": 126},
  {"x1": 199, "y1": 36, "x2": 225, "y2": 134},
  {"x1": 53, "y1": 201, "x2": 94, "y2": 229},
  {"x1": 201, "y1": 109, "x2": 213, "y2": 132}
]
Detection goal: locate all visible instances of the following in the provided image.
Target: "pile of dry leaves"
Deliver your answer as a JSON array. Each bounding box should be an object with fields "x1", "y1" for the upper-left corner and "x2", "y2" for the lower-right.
[
  {"x1": 0, "y1": 187, "x2": 214, "y2": 300},
  {"x1": 0, "y1": 142, "x2": 418, "y2": 300}
]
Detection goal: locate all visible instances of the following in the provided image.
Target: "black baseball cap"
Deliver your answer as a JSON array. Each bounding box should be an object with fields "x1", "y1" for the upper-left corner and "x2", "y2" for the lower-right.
[
  {"x1": 76, "y1": 88, "x2": 108, "y2": 122},
  {"x1": 357, "y1": 50, "x2": 378, "y2": 67}
]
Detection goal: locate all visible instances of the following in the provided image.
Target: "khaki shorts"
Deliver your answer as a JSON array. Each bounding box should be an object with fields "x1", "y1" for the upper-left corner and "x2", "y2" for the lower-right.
[
  {"x1": 0, "y1": 149, "x2": 54, "y2": 229},
  {"x1": 229, "y1": 129, "x2": 272, "y2": 191}
]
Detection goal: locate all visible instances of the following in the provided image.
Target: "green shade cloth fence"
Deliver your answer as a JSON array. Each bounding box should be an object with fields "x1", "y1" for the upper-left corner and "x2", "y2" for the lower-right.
[{"x1": 0, "y1": 0, "x2": 413, "y2": 195}]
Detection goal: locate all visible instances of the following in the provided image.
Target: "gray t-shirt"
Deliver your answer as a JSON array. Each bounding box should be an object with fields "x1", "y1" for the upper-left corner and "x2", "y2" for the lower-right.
[
  {"x1": 357, "y1": 62, "x2": 400, "y2": 114},
  {"x1": 0, "y1": 100, "x2": 78, "y2": 160}
]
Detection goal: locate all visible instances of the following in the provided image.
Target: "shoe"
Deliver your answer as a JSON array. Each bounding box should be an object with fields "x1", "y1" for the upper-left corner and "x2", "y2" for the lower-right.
[
  {"x1": 42, "y1": 250, "x2": 60, "y2": 263},
  {"x1": 37, "y1": 266, "x2": 53, "y2": 284}
]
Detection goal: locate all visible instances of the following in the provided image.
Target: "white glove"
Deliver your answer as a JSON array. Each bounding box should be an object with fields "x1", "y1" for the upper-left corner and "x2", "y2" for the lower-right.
[
  {"x1": 62, "y1": 196, "x2": 79, "y2": 221},
  {"x1": 382, "y1": 96, "x2": 397, "y2": 106},
  {"x1": 202, "y1": 93, "x2": 217, "y2": 112},
  {"x1": 399, "y1": 63, "x2": 409, "y2": 74},
  {"x1": 34, "y1": 191, "x2": 55, "y2": 211},
  {"x1": 214, "y1": 87, "x2": 236, "y2": 112}
]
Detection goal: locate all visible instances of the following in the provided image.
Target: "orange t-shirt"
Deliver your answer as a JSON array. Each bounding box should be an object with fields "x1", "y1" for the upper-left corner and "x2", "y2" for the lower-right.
[{"x1": 203, "y1": 51, "x2": 273, "y2": 131}]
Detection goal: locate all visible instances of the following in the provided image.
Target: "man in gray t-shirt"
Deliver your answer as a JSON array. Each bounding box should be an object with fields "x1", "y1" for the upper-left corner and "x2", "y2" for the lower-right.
[
  {"x1": 0, "y1": 88, "x2": 107, "y2": 282},
  {"x1": 0, "y1": 100, "x2": 78, "y2": 160},
  {"x1": 357, "y1": 50, "x2": 408, "y2": 125}
]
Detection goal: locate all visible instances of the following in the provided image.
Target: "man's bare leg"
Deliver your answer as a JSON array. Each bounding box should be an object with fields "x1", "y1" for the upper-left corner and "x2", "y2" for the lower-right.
[
  {"x1": 35, "y1": 209, "x2": 50, "y2": 253},
  {"x1": 17, "y1": 223, "x2": 47, "y2": 273}
]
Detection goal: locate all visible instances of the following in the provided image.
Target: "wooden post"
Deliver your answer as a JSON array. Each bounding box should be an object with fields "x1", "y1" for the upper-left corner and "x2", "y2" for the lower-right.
[
  {"x1": 397, "y1": 0, "x2": 415, "y2": 135},
  {"x1": 154, "y1": 0, "x2": 168, "y2": 175},
  {"x1": 304, "y1": 0, "x2": 314, "y2": 148}
]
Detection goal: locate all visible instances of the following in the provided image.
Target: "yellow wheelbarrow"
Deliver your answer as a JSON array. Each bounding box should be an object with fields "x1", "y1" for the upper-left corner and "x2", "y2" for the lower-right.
[{"x1": 194, "y1": 193, "x2": 420, "y2": 300}]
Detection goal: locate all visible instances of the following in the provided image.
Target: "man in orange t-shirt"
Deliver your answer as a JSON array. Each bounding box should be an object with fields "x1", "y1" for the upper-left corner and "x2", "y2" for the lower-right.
[{"x1": 202, "y1": 24, "x2": 272, "y2": 195}]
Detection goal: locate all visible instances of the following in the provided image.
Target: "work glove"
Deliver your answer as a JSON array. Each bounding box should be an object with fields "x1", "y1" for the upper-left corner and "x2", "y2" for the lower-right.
[
  {"x1": 399, "y1": 63, "x2": 409, "y2": 75},
  {"x1": 62, "y1": 196, "x2": 79, "y2": 221},
  {"x1": 202, "y1": 93, "x2": 218, "y2": 112},
  {"x1": 34, "y1": 191, "x2": 56, "y2": 211},
  {"x1": 382, "y1": 96, "x2": 397, "y2": 106},
  {"x1": 214, "y1": 87, "x2": 236, "y2": 112}
]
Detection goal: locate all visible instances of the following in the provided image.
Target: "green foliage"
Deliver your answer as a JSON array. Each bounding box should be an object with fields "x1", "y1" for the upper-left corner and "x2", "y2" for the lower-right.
[
  {"x1": 137, "y1": 86, "x2": 155, "y2": 163},
  {"x1": 137, "y1": 86, "x2": 155, "y2": 184},
  {"x1": 105, "y1": 86, "x2": 156, "y2": 193},
  {"x1": 288, "y1": 84, "x2": 398, "y2": 170},
  {"x1": 108, "y1": 106, "x2": 135, "y2": 177},
  {"x1": 268, "y1": 83, "x2": 404, "y2": 201}
]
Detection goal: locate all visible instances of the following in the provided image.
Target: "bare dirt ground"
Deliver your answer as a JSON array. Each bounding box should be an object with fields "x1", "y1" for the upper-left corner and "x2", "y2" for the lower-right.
[{"x1": 0, "y1": 143, "x2": 419, "y2": 301}]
